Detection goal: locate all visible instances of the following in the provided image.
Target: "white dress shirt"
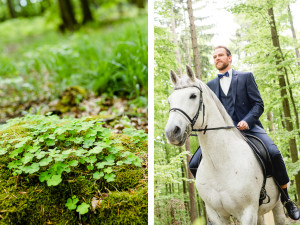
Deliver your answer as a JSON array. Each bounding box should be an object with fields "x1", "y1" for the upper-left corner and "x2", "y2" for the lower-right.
[{"x1": 219, "y1": 68, "x2": 232, "y2": 96}]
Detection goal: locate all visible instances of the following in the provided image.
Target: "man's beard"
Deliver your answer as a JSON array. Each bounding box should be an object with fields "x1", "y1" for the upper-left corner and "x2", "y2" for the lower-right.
[{"x1": 216, "y1": 61, "x2": 229, "y2": 71}]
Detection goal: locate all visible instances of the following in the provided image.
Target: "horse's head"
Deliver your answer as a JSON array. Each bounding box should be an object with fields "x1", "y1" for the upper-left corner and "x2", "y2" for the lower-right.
[{"x1": 165, "y1": 65, "x2": 204, "y2": 146}]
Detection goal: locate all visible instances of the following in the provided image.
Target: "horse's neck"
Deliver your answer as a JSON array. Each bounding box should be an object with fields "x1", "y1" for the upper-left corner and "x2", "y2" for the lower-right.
[{"x1": 196, "y1": 102, "x2": 244, "y2": 166}]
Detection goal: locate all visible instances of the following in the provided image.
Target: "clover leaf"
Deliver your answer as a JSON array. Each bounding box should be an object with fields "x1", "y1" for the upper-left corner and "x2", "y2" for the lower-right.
[
  {"x1": 76, "y1": 202, "x2": 89, "y2": 215},
  {"x1": 47, "y1": 174, "x2": 62, "y2": 186},
  {"x1": 65, "y1": 196, "x2": 79, "y2": 210},
  {"x1": 93, "y1": 171, "x2": 104, "y2": 180}
]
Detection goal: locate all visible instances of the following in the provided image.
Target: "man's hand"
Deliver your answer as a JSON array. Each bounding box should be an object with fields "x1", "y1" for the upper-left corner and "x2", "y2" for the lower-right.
[{"x1": 237, "y1": 120, "x2": 249, "y2": 131}]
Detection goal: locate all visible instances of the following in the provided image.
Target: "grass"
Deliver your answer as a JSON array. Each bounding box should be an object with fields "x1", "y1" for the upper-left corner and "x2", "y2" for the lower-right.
[{"x1": 0, "y1": 13, "x2": 148, "y2": 110}]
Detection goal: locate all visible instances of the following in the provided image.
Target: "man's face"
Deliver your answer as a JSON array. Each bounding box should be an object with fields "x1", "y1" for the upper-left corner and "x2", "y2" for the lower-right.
[{"x1": 213, "y1": 48, "x2": 232, "y2": 71}]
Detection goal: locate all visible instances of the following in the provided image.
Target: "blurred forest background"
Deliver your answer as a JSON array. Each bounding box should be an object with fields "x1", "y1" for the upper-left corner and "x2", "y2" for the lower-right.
[
  {"x1": 154, "y1": 0, "x2": 300, "y2": 224},
  {"x1": 0, "y1": 0, "x2": 148, "y2": 126},
  {"x1": 0, "y1": 0, "x2": 148, "y2": 223}
]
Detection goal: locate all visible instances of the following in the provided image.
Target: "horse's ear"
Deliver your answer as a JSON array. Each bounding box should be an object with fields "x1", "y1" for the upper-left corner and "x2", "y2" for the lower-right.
[
  {"x1": 186, "y1": 65, "x2": 195, "y2": 82},
  {"x1": 170, "y1": 69, "x2": 178, "y2": 85}
]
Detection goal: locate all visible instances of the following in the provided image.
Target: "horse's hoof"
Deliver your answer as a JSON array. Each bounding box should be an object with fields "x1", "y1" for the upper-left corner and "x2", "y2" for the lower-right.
[{"x1": 284, "y1": 200, "x2": 300, "y2": 220}]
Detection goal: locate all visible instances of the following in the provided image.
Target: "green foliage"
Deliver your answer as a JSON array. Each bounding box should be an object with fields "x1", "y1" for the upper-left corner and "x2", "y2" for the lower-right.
[
  {"x1": 0, "y1": 114, "x2": 142, "y2": 186},
  {"x1": 0, "y1": 114, "x2": 147, "y2": 222}
]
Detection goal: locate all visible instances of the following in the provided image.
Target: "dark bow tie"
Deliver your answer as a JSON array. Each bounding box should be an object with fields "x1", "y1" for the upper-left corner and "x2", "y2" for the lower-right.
[{"x1": 218, "y1": 71, "x2": 229, "y2": 79}]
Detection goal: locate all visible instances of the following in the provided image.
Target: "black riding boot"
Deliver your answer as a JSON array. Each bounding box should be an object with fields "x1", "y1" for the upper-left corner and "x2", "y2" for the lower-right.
[
  {"x1": 272, "y1": 155, "x2": 299, "y2": 220},
  {"x1": 279, "y1": 187, "x2": 300, "y2": 220}
]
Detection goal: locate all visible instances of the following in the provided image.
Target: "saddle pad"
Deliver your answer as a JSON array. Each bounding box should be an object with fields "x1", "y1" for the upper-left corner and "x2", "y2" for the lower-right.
[{"x1": 244, "y1": 133, "x2": 273, "y2": 177}]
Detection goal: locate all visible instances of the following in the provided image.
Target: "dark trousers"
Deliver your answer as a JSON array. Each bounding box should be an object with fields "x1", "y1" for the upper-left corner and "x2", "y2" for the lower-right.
[{"x1": 189, "y1": 130, "x2": 289, "y2": 186}]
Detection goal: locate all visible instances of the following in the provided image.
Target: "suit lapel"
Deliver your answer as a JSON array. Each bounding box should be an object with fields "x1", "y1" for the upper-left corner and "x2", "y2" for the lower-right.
[
  {"x1": 213, "y1": 78, "x2": 220, "y2": 98},
  {"x1": 232, "y1": 69, "x2": 238, "y2": 104}
]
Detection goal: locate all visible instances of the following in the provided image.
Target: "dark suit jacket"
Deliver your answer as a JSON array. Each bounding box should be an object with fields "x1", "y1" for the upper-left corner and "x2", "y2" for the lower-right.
[{"x1": 207, "y1": 69, "x2": 265, "y2": 133}]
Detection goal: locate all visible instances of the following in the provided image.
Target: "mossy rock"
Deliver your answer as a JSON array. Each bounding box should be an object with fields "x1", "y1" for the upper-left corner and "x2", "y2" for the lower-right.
[{"x1": 0, "y1": 115, "x2": 148, "y2": 224}]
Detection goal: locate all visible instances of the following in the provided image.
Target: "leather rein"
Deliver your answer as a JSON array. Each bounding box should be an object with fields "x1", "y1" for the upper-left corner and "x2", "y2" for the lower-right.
[{"x1": 169, "y1": 85, "x2": 235, "y2": 134}]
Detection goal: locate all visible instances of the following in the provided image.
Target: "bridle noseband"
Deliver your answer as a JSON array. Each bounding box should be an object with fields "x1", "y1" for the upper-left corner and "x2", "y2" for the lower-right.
[{"x1": 169, "y1": 85, "x2": 235, "y2": 135}]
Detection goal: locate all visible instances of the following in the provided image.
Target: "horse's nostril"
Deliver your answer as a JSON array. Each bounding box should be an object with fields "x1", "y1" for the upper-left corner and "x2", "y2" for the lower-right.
[{"x1": 173, "y1": 126, "x2": 181, "y2": 135}]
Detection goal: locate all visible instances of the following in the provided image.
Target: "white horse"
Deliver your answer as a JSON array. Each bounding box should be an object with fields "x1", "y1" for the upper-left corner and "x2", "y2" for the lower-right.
[{"x1": 164, "y1": 66, "x2": 286, "y2": 225}]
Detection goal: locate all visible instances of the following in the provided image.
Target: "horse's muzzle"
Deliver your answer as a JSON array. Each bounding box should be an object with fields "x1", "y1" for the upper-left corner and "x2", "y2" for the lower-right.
[{"x1": 165, "y1": 124, "x2": 191, "y2": 146}]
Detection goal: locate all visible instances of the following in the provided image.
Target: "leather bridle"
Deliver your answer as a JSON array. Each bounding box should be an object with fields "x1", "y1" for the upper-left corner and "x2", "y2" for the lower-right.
[{"x1": 169, "y1": 85, "x2": 235, "y2": 135}]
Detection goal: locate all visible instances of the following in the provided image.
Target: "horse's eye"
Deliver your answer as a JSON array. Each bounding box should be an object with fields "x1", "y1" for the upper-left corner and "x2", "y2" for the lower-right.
[{"x1": 190, "y1": 94, "x2": 197, "y2": 99}]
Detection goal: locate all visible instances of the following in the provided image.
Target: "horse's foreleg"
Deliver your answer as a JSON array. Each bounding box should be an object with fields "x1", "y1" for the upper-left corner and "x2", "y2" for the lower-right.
[
  {"x1": 206, "y1": 206, "x2": 230, "y2": 225},
  {"x1": 272, "y1": 200, "x2": 285, "y2": 225},
  {"x1": 240, "y1": 207, "x2": 258, "y2": 225}
]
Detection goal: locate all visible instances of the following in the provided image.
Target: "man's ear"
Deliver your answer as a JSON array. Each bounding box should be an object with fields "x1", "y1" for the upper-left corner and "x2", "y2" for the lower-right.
[
  {"x1": 170, "y1": 69, "x2": 178, "y2": 85},
  {"x1": 186, "y1": 65, "x2": 195, "y2": 82}
]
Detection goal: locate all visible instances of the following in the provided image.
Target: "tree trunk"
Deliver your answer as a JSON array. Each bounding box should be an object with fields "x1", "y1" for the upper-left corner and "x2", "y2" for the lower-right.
[
  {"x1": 268, "y1": 7, "x2": 300, "y2": 205},
  {"x1": 182, "y1": 2, "x2": 193, "y2": 68},
  {"x1": 186, "y1": 0, "x2": 202, "y2": 79},
  {"x1": 287, "y1": 5, "x2": 300, "y2": 66},
  {"x1": 267, "y1": 111, "x2": 275, "y2": 132},
  {"x1": 171, "y1": 4, "x2": 182, "y2": 76},
  {"x1": 129, "y1": 0, "x2": 146, "y2": 9},
  {"x1": 196, "y1": 192, "x2": 201, "y2": 217},
  {"x1": 80, "y1": 0, "x2": 93, "y2": 24},
  {"x1": 283, "y1": 66, "x2": 300, "y2": 137},
  {"x1": 7, "y1": 0, "x2": 17, "y2": 18},
  {"x1": 181, "y1": 164, "x2": 187, "y2": 190},
  {"x1": 136, "y1": 0, "x2": 146, "y2": 9},
  {"x1": 185, "y1": 138, "x2": 197, "y2": 223},
  {"x1": 58, "y1": 0, "x2": 78, "y2": 31}
]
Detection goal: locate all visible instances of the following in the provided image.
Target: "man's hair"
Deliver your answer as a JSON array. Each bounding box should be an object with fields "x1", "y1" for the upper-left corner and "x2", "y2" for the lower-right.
[{"x1": 214, "y1": 46, "x2": 231, "y2": 56}]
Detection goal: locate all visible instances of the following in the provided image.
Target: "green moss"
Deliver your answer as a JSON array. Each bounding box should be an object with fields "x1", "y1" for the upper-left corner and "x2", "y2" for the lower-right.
[
  {"x1": 0, "y1": 115, "x2": 148, "y2": 224},
  {"x1": 107, "y1": 166, "x2": 144, "y2": 191},
  {"x1": 90, "y1": 186, "x2": 148, "y2": 225}
]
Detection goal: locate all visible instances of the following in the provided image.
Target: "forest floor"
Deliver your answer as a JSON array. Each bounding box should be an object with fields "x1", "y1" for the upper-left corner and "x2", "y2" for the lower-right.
[{"x1": 0, "y1": 92, "x2": 148, "y2": 132}]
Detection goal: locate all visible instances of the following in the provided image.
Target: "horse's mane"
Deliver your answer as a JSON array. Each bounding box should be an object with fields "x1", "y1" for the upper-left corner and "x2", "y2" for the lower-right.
[{"x1": 199, "y1": 81, "x2": 244, "y2": 139}]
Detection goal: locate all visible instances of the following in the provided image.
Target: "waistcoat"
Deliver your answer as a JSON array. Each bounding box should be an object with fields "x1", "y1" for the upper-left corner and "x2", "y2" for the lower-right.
[{"x1": 219, "y1": 81, "x2": 238, "y2": 123}]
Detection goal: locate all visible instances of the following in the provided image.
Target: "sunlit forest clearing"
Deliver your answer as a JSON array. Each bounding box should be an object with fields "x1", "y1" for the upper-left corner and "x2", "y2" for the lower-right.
[{"x1": 0, "y1": 0, "x2": 148, "y2": 224}]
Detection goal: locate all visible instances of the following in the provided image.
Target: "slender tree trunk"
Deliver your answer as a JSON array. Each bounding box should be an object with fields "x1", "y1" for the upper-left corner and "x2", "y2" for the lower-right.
[
  {"x1": 171, "y1": 4, "x2": 182, "y2": 76},
  {"x1": 58, "y1": 0, "x2": 78, "y2": 31},
  {"x1": 182, "y1": 2, "x2": 193, "y2": 68},
  {"x1": 196, "y1": 192, "x2": 202, "y2": 217},
  {"x1": 287, "y1": 5, "x2": 300, "y2": 66},
  {"x1": 80, "y1": 0, "x2": 93, "y2": 24},
  {"x1": 268, "y1": 7, "x2": 300, "y2": 205},
  {"x1": 181, "y1": 162, "x2": 188, "y2": 210},
  {"x1": 129, "y1": 0, "x2": 146, "y2": 9},
  {"x1": 185, "y1": 138, "x2": 197, "y2": 223},
  {"x1": 283, "y1": 66, "x2": 300, "y2": 137},
  {"x1": 186, "y1": 0, "x2": 202, "y2": 79},
  {"x1": 267, "y1": 111, "x2": 275, "y2": 132},
  {"x1": 7, "y1": 0, "x2": 17, "y2": 18},
  {"x1": 136, "y1": 0, "x2": 146, "y2": 8},
  {"x1": 181, "y1": 163, "x2": 187, "y2": 194}
]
